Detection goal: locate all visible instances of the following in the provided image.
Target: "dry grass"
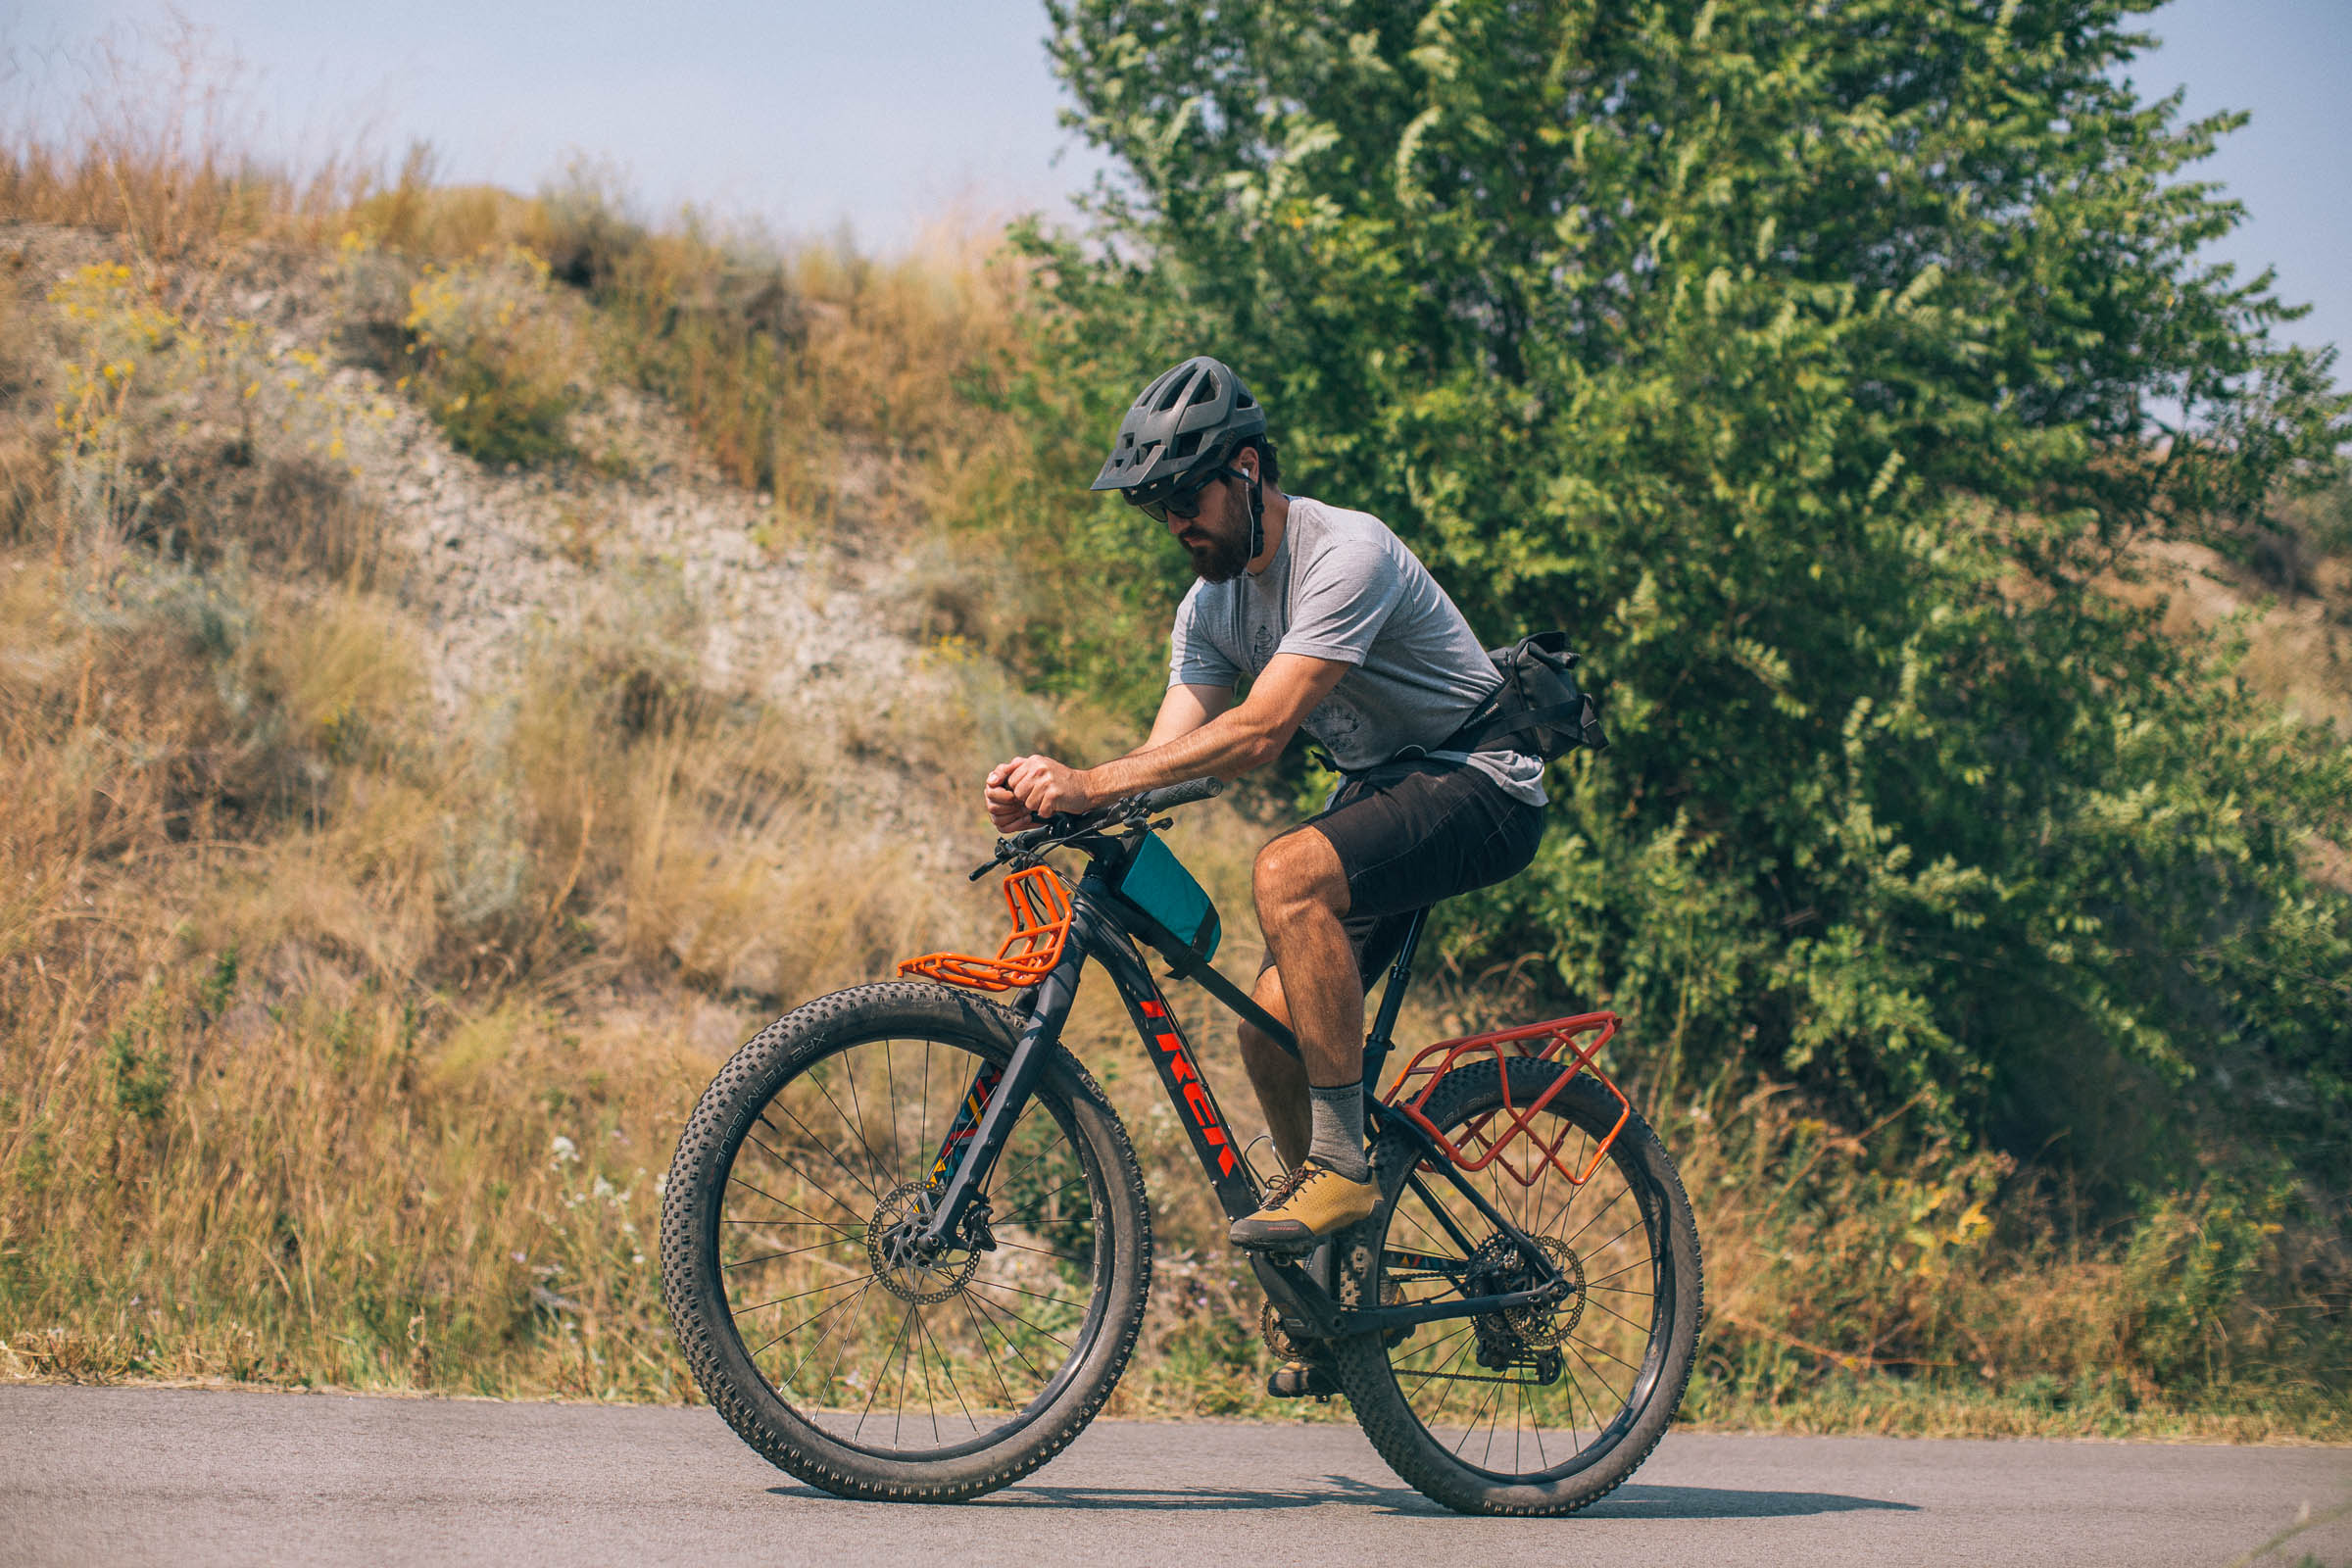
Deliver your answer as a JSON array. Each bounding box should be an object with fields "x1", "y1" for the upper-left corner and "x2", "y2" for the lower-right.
[{"x1": 1, "y1": 101, "x2": 2344, "y2": 1434}]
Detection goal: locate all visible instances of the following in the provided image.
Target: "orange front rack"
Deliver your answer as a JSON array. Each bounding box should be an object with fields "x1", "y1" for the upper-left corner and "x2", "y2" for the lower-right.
[
  {"x1": 898, "y1": 866, "x2": 1074, "y2": 992},
  {"x1": 1380, "y1": 1011, "x2": 1631, "y2": 1188}
]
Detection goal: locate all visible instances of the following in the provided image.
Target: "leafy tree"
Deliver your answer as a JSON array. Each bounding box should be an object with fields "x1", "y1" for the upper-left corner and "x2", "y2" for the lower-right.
[{"x1": 1030, "y1": 0, "x2": 2351, "y2": 1190}]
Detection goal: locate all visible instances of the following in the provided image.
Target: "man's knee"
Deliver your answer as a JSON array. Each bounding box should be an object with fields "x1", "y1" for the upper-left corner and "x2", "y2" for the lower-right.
[{"x1": 1253, "y1": 829, "x2": 1347, "y2": 924}]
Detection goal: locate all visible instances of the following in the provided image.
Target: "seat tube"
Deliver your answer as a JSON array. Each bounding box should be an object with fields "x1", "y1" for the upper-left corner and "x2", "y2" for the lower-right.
[
  {"x1": 1361, "y1": 906, "x2": 1427, "y2": 1094},
  {"x1": 917, "y1": 939, "x2": 1086, "y2": 1250}
]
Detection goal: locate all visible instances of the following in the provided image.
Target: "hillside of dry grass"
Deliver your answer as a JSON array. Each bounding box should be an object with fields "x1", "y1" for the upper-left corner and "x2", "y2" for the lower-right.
[{"x1": 1, "y1": 121, "x2": 2346, "y2": 1438}]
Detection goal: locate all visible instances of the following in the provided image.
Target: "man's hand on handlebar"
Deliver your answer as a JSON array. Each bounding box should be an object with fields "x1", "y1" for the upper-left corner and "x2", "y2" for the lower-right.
[{"x1": 986, "y1": 755, "x2": 1096, "y2": 832}]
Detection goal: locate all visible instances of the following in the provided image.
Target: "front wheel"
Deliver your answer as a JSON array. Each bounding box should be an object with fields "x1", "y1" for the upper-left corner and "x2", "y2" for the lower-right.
[
  {"x1": 660, "y1": 980, "x2": 1152, "y2": 1501},
  {"x1": 1333, "y1": 1055, "x2": 1703, "y2": 1515}
]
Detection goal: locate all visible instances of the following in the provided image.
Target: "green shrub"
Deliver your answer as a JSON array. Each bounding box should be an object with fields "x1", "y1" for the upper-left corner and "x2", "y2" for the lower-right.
[{"x1": 403, "y1": 246, "x2": 579, "y2": 466}]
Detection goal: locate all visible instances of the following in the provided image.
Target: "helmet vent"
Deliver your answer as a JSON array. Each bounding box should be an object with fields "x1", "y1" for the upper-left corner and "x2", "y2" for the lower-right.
[
  {"x1": 1154, "y1": 375, "x2": 1191, "y2": 413},
  {"x1": 1186, "y1": 373, "x2": 1219, "y2": 408},
  {"x1": 1172, "y1": 430, "x2": 1201, "y2": 459}
]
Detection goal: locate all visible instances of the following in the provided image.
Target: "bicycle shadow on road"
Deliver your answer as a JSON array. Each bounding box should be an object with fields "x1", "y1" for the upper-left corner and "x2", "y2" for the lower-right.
[
  {"x1": 766, "y1": 1476, "x2": 1915, "y2": 1518},
  {"x1": 1582, "y1": 1484, "x2": 1919, "y2": 1520},
  {"x1": 767, "y1": 1480, "x2": 1381, "y2": 1512}
]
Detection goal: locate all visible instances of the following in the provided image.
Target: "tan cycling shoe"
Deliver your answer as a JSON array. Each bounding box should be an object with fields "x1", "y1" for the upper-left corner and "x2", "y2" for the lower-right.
[{"x1": 1228, "y1": 1157, "x2": 1379, "y2": 1251}]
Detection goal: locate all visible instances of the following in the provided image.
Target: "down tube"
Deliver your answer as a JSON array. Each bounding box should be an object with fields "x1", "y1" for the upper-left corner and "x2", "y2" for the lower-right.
[{"x1": 1102, "y1": 955, "x2": 1265, "y2": 1220}]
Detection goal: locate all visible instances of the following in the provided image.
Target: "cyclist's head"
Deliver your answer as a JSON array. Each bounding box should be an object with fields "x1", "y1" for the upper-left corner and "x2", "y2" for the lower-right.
[
  {"x1": 1091, "y1": 357, "x2": 1276, "y2": 578},
  {"x1": 1154, "y1": 440, "x2": 1278, "y2": 583}
]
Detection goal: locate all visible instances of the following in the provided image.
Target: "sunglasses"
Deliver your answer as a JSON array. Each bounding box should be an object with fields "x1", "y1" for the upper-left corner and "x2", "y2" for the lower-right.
[{"x1": 1127, "y1": 465, "x2": 1239, "y2": 526}]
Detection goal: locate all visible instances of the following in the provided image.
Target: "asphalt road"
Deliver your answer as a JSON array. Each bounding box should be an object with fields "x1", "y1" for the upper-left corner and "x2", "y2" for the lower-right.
[{"x1": 1, "y1": 1387, "x2": 2345, "y2": 1567}]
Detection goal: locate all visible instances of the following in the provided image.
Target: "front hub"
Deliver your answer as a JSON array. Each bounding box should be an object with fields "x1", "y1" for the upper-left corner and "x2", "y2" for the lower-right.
[{"x1": 866, "y1": 1181, "x2": 981, "y2": 1304}]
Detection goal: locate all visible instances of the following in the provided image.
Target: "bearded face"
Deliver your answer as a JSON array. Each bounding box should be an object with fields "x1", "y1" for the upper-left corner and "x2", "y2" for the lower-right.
[{"x1": 1171, "y1": 473, "x2": 1253, "y2": 583}]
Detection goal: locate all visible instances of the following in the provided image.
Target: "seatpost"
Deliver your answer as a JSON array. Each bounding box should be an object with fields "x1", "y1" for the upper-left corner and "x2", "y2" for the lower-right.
[{"x1": 1360, "y1": 907, "x2": 1427, "y2": 1096}]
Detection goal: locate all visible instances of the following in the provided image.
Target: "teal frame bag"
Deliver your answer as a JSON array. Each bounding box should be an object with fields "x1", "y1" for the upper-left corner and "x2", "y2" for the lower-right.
[{"x1": 1115, "y1": 834, "x2": 1220, "y2": 960}]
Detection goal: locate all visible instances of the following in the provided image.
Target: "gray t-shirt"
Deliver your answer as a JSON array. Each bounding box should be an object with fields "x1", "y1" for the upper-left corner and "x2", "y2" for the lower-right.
[{"x1": 1167, "y1": 496, "x2": 1546, "y2": 806}]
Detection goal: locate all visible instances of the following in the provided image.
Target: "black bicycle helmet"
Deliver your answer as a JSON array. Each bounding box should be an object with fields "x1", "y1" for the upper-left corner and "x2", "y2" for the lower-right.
[{"x1": 1089, "y1": 356, "x2": 1267, "y2": 501}]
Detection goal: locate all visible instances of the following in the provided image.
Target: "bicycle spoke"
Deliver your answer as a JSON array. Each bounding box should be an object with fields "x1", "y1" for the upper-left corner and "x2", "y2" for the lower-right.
[
  {"x1": 731, "y1": 1269, "x2": 874, "y2": 1319},
  {"x1": 959, "y1": 1293, "x2": 1023, "y2": 1411},
  {"x1": 782, "y1": 1278, "x2": 877, "y2": 1396},
  {"x1": 915, "y1": 1306, "x2": 976, "y2": 1435},
  {"x1": 724, "y1": 1236, "x2": 863, "y2": 1271},
  {"x1": 730, "y1": 1163, "x2": 861, "y2": 1228},
  {"x1": 1524, "y1": 1379, "x2": 1552, "y2": 1472},
  {"x1": 882, "y1": 1039, "x2": 906, "y2": 1182},
  {"x1": 835, "y1": 1055, "x2": 888, "y2": 1199},
  {"x1": 967, "y1": 1291, "x2": 1058, "y2": 1380},
  {"x1": 1566, "y1": 1336, "x2": 1631, "y2": 1426},
  {"x1": 991, "y1": 1173, "x2": 1092, "y2": 1224},
  {"x1": 751, "y1": 1282, "x2": 864, "y2": 1364},
  {"x1": 967, "y1": 1276, "x2": 1077, "y2": 1309},
  {"x1": 852, "y1": 1303, "x2": 915, "y2": 1442},
  {"x1": 964, "y1": 1288, "x2": 1077, "y2": 1350},
  {"x1": 771, "y1": 1092, "x2": 882, "y2": 1202},
  {"x1": 1560, "y1": 1183, "x2": 1631, "y2": 1248},
  {"x1": 1583, "y1": 1292, "x2": 1655, "y2": 1337},
  {"x1": 986, "y1": 1238, "x2": 1087, "y2": 1264}
]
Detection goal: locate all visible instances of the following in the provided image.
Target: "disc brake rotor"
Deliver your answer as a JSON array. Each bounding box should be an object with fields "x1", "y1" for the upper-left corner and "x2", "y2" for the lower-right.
[
  {"x1": 1467, "y1": 1233, "x2": 1586, "y2": 1350},
  {"x1": 866, "y1": 1181, "x2": 980, "y2": 1305}
]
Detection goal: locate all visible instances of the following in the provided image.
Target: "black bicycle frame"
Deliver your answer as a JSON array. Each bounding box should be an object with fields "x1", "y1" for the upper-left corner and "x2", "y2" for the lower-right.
[{"x1": 913, "y1": 841, "x2": 1572, "y2": 1343}]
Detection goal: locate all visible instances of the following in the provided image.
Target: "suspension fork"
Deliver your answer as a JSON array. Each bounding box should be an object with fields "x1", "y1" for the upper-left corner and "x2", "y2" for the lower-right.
[{"x1": 914, "y1": 920, "x2": 1088, "y2": 1255}]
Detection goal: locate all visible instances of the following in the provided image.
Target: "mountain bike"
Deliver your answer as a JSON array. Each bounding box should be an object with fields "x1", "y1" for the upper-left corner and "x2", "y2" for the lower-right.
[{"x1": 660, "y1": 777, "x2": 1702, "y2": 1516}]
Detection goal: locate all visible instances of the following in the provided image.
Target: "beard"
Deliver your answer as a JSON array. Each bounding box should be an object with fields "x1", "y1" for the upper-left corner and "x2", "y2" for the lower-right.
[{"x1": 1182, "y1": 514, "x2": 1252, "y2": 584}]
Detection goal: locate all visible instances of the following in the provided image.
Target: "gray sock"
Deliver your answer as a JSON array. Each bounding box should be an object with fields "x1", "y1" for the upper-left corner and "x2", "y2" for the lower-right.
[{"x1": 1305, "y1": 1082, "x2": 1371, "y2": 1182}]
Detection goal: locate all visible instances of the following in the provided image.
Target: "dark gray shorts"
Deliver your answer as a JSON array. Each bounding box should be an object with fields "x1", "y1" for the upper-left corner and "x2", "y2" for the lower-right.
[{"x1": 1261, "y1": 759, "x2": 1545, "y2": 986}]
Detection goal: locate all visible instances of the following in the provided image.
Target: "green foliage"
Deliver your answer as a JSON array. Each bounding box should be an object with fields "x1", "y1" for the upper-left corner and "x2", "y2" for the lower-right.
[
  {"x1": 402, "y1": 245, "x2": 579, "y2": 466},
  {"x1": 2120, "y1": 1183, "x2": 2284, "y2": 1388},
  {"x1": 198, "y1": 947, "x2": 240, "y2": 1018},
  {"x1": 1035, "y1": 0, "x2": 2352, "y2": 1201},
  {"x1": 107, "y1": 1017, "x2": 171, "y2": 1123}
]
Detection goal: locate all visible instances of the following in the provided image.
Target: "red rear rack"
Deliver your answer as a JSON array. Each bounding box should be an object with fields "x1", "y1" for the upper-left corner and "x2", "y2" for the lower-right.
[{"x1": 1380, "y1": 1011, "x2": 1631, "y2": 1188}]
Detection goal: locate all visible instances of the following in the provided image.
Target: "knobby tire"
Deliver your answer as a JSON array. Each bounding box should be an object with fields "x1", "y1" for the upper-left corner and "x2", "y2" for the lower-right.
[{"x1": 660, "y1": 980, "x2": 1152, "y2": 1502}]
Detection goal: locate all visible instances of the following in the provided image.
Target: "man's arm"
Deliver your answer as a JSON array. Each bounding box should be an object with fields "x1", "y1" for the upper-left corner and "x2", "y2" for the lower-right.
[
  {"x1": 1139, "y1": 682, "x2": 1233, "y2": 752},
  {"x1": 991, "y1": 654, "x2": 1348, "y2": 822}
]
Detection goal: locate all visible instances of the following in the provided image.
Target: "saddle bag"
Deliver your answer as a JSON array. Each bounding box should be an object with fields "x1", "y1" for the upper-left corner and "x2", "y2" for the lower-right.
[{"x1": 1455, "y1": 631, "x2": 1609, "y2": 760}]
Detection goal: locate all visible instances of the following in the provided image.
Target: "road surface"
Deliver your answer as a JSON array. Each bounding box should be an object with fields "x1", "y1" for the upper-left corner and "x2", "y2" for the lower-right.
[{"x1": 1, "y1": 1387, "x2": 2345, "y2": 1566}]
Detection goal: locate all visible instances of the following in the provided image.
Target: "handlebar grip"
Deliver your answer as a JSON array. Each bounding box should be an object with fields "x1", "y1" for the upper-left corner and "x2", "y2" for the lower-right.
[{"x1": 1135, "y1": 776, "x2": 1224, "y2": 813}]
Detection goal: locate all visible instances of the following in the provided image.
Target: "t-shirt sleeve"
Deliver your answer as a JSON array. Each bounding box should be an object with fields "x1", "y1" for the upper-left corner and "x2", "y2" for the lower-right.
[
  {"x1": 1168, "y1": 586, "x2": 1242, "y2": 689},
  {"x1": 1276, "y1": 537, "x2": 1404, "y2": 665}
]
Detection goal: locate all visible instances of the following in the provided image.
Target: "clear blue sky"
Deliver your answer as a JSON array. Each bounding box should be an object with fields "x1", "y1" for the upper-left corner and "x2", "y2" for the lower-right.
[{"x1": 8, "y1": 0, "x2": 2346, "y2": 360}]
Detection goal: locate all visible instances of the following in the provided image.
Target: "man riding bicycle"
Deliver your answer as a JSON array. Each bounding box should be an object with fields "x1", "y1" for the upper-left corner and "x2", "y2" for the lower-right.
[{"x1": 985, "y1": 357, "x2": 1547, "y2": 1386}]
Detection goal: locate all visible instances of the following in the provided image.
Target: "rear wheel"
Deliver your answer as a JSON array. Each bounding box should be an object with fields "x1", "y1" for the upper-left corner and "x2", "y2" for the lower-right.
[
  {"x1": 1333, "y1": 1056, "x2": 1702, "y2": 1515},
  {"x1": 660, "y1": 981, "x2": 1152, "y2": 1501}
]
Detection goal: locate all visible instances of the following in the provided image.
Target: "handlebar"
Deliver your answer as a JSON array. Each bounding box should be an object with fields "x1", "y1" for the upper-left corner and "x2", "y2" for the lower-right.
[
  {"x1": 1132, "y1": 775, "x2": 1225, "y2": 814},
  {"x1": 970, "y1": 776, "x2": 1225, "y2": 879}
]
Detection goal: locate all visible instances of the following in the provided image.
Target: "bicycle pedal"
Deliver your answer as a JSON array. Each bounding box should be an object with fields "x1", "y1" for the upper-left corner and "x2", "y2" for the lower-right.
[{"x1": 1266, "y1": 1360, "x2": 1341, "y2": 1400}]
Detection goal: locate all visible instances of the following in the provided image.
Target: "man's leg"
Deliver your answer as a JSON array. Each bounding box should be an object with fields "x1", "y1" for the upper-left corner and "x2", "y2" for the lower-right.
[
  {"x1": 1227, "y1": 826, "x2": 1381, "y2": 1250},
  {"x1": 1250, "y1": 826, "x2": 1363, "y2": 1090},
  {"x1": 1237, "y1": 968, "x2": 1310, "y2": 1170}
]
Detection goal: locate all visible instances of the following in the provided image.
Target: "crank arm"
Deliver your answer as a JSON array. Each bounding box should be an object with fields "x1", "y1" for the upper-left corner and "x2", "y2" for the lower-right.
[{"x1": 1250, "y1": 1251, "x2": 1345, "y2": 1341}]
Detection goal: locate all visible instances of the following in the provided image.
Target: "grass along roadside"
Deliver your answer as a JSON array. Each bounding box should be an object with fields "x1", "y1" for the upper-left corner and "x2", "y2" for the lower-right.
[{"x1": 1, "y1": 111, "x2": 2345, "y2": 1436}]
